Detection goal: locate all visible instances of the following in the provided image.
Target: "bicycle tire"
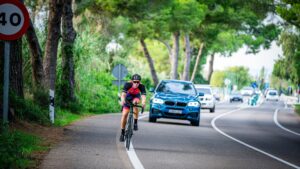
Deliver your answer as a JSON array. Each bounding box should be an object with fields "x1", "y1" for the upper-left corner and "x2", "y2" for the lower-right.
[{"x1": 125, "y1": 113, "x2": 133, "y2": 150}]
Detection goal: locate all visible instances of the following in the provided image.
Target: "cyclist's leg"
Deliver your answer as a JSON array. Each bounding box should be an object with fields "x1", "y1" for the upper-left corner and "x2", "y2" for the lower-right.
[
  {"x1": 121, "y1": 107, "x2": 130, "y2": 130},
  {"x1": 132, "y1": 97, "x2": 141, "y2": 130},
  {"x1": 132, "y1": 97, "x2": 141, "y2": 119},
  {"x1": 120, "y1": 105, "x2": 130, "y2": 142}
]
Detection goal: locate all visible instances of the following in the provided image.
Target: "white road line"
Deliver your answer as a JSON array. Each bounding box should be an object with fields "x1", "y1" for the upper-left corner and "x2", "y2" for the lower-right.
[
  {"x1": 124, "y1": 113, "x2": 148, "y2": 169},
  {"x1": 211, "y1": 108, "x2": 300, "y2": 169},
  {"x1": 274, "y1": 109, "x2": 300, "y2": 136}
]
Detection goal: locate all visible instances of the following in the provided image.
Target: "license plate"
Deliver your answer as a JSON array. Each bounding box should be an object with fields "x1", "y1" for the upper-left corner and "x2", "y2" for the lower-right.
[{"x1": 168, "y1": 109, "x2": 182, "y2": 114}]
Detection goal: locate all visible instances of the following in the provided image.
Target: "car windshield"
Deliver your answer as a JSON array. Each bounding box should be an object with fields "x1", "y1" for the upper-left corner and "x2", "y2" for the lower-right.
[
  {"x1": 156, "y1": 81, "x2": 196, "y2": 95},
  {"x1": 231, "y1": 92, "x2": 241, "y2": 96},
  {"x1": 242, "y1": 87, "x2": 253, "y2": 91},
  {"x1": 196, "y1": 88, "x2": 211, "y2": 94},
  {"x1": 268, "y1": 91, "x2": 277, "y2": 96}
]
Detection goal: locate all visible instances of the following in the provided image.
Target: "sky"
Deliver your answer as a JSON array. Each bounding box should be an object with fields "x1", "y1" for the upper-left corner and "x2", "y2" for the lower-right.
[{"x1": 204, "y1": 42, "x2": 283, "y2": 79}]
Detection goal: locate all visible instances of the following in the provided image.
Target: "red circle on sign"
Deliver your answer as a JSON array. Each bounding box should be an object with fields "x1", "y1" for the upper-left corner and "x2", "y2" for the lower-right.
[{"x1": 0, "y1": 0, "x2": 30, "y2": 41}]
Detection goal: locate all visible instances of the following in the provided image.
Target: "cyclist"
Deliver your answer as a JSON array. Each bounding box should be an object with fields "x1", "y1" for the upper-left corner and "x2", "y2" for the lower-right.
[{"x1": 120, "y1": 74, "x2": 146, "y2": 142}]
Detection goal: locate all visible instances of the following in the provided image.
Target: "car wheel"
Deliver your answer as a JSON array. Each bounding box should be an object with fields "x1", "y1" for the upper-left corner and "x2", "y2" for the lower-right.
[
  {"x1": 210, "y1": 106, "x2": 215, "y2": 113},
  {"x1": 191, "y1": 120, "x2": 200, "y2": 126},
  {"x1": 149, "y1": 117, "x2": 157, "y2": 122}
]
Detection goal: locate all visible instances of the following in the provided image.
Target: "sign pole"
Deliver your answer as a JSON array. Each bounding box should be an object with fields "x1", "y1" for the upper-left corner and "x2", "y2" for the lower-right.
[
  {"x1": 3, "y1": 41, "x2": 10, "y2": 124},
  {"x1": 118, "y1": 65, "x2": 121, "y2": 94}
]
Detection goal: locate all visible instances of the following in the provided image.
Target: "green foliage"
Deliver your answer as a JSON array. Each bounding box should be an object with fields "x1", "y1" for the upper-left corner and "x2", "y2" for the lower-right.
[
  {"x1": 295, "y1": 104, "x2": 300, "y2": 116},
  {"x1": 226, "y1": 66, "x2": 252, "y2": 90},
  {"x1": 10, "y1": 94, "x2": 49, "y2": 125},
  {"x1": 54, "y1": 109, "x2": 92, "y2": 126},
  {"x1": 0, "y1": 127, "x2": 43, "y2": 169},
  {"x1": 273, "y1": 28, "x2": 300, "y2": 84},
  {"x1": 170, "y1": 0, "x2": 207, "y2": 32},
  {"x1": 210, "y1": 66, "x2": 252, "y2": 90},
  {"x1": 210, "y1": 71, "x2": 226, "y2": 87},
  {"x1": 276, "y1": 1, "x2": 300, "y2": 29}
]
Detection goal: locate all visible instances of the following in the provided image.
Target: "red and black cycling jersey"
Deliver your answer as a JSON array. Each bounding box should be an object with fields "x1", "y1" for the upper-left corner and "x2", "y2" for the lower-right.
[{"x1": 122, "y1": 82, "x2": 146, "y2": 96}]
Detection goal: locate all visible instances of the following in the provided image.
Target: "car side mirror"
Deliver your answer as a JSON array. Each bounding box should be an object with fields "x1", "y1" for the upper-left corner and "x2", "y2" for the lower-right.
[
  {"x1": 149, "y1": 87, "x2": 155, "y2": 93},
  {"x1": 198, "y1": 92, "x2": 204, "y2": 97}
]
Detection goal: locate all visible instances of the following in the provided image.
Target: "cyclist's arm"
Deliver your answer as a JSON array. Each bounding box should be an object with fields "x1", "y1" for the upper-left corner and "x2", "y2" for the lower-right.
[
  {"x1": 121, "y1": 92, "x2": 126, "y2": 104},
  {"x1": 141, "y1": 95, "x2": 146, "y2": 106},
  {"x1": 140, "y1": 84, "x2": 147, "y2": 106}
]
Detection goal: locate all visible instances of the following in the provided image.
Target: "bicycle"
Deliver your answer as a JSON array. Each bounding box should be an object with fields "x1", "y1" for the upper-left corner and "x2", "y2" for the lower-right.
[{"x1": 124, "y1": 99, "x2": 144, "y2": 150}]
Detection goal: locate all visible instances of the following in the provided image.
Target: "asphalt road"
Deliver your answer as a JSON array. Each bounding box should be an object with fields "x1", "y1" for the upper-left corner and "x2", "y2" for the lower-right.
[{"x1": 41, "y1": 100, "x2": 300, "y2": 169}]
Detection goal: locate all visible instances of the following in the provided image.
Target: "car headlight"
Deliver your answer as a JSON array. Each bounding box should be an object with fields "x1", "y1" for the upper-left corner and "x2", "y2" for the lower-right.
[
  {"x1": 206, "y1": 97, "x2": 212, "y2": 101},
  {"x1": 188, "y1": 102, "x2": 200, "y2": 107},
  {"x1": 153, "y1": 98, "x2": 164, "y2": 104}
]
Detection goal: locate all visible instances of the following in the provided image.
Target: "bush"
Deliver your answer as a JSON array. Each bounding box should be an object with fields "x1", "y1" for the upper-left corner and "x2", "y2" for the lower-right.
[
  {"x1": 77, "y1": 72, "x2": 120, "y2": 113},
  {"x1": 10, "y1": 94, "x2": 50, "y2": 125},
  {"x1": 295, "y1": 104, "x2": 300, "y2": 116},
  {"x1": 0, "y1": 125, "x2": 43, "y2": 169}
]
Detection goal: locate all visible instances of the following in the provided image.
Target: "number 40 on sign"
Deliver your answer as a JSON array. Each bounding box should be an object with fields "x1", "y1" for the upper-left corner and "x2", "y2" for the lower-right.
[{"x1": 0, "y1": 0, "x2": 30, "y2": 41}]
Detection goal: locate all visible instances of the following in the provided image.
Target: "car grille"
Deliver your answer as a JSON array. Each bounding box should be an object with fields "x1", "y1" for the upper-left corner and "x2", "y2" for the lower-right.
[
  {"x1": 164, "y1": 101, "x2": 187, "y2": 107},
  {"x1": 177, "y1": 102, "x2": 187, "y2": 107},
  {"x1": 165, "y1": 101, "x2": 175, "y2": 106}
]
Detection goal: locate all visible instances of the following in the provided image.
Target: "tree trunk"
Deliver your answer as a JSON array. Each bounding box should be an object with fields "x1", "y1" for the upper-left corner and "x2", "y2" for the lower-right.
[
  {"x1": 26, "y1": 20, "x2": 44, "y2": 89},
  {"x1": 140, "y1": 39, "x2": 159, "y2": 86},
  {"x1": 207, "y1": 53, "x2": 215, "y2": 83},
  {"x1": 190, "y1": 43, "x2": 204, "y2": 82},
  {"x1": 171, "y1": 31, "x2": 180, "y2": 79},
  {"x1": 10, "y1": 39, "x2": 24, "y2": 98},
  {"x1": 182, "y1": 33, "x2": 191, "y2": 81},
  {"x1": 43, "y1": 0, "x2": 63, "y2": 90},
  {"x1": 156, "y1": 38, "x2": 172, "y2": 64},
  {"x1": 61, "y1": 0, "x2": 76, "y2": 103}
]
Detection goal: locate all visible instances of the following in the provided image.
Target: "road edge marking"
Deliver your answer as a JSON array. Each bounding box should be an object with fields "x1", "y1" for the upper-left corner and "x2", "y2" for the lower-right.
[
  {"x1": 274, "y1": 109, "x2": 300, "y2": 136},
  {"x1": 211, "y1": 108, "x2": 300, "y2": 169}
]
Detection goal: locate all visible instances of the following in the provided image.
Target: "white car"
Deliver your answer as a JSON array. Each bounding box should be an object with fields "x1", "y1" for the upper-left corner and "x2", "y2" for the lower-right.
[
  {"x1": 194, "y1": 85, "x2": 216, "y2": 113},
  {"x1": 266, "y1": 90, "x2": 279, "y2": 101},
  {"x1": 241, "y1": 87, "x2": 254, "y2": 96}
]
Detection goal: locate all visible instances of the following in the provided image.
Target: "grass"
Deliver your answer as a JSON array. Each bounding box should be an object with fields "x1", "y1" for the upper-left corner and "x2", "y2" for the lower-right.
[
  {"x1": 54, "y1": 109, "x2": 93, "y2": 127},
  {"x1": 295, "y1": 104, "x2": 300, "y2": 116},
  {"x1": 0, "y1": 127, "x2": 45, "y2": 169}
]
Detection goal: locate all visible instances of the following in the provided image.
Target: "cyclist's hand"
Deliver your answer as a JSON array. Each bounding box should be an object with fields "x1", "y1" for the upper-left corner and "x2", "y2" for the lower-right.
[
  {"x1": 120, "y1": 100, "x2": 125, "y2": 106},
  {"x1": 142, "y1": 103, "x2": 146, "y2": 108}
]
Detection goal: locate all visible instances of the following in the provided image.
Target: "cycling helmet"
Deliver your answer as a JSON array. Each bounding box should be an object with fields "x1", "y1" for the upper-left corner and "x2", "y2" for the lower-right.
[{"x1": 131, "y1": 74, "x2": 141, "y2": 81}]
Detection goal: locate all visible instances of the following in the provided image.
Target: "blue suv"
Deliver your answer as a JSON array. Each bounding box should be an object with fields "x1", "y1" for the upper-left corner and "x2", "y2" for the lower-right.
[{"x1": 149, "y1": 80, "x2": 203, "y2": 126}]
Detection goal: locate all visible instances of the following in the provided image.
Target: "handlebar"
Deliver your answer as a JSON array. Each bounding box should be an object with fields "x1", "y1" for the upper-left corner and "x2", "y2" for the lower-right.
[{"x1": 125, "y1": 99, "x2": 144, "y2": 114}]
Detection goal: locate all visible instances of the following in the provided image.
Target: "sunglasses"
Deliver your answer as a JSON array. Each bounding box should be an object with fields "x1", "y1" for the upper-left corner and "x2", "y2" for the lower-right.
[{"x1": 133, "y1": 81, "x2": 140, "y2": 84}]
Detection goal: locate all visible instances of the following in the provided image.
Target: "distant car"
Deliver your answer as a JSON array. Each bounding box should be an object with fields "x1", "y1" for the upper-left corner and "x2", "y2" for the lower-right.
[
  {"x1": 241, "y1": 87, "x2": 254, "y2": 96},
  {"x1": 266, "y1": 90, "x2": 279, "y2": 101},
  {"x1": 149, "y1": 80, "x2": 203, "y2": 126},
  {"x1": 254, "y1": 89, "x2": 261, "y2": 95},
  {"x1": 194, "y1": 84, "x2": 216, "y2": 113},
  {"x1": 230, "y1": 92, "x2": 243, "y2": 103}
]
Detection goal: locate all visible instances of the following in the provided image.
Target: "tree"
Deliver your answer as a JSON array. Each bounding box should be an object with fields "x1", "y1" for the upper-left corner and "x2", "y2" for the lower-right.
[
  {"x1": 225, "y1": 66, "x2": 252, "y2": 90},
  {"x1": 277, "y1": 0, "x2": 300, "y2": 29},
  {"x1": 43, "y1": 0, "x2": 63, "y2": 91},
  {"x1": 26, "y1": 20, "x2": 44, "y2": 90},
  {"x1": 60, "y1": 0, "x2": 77, "y2": 104},
  {"x1": 210, "y1": 70, "x2": 226, "y2": 87},
  {"x1": 276, "y1": 1, "x2": 300, "y2": 85},
  {"x1": 10, "y1": 39, "x2": 24, "y2": 98}
]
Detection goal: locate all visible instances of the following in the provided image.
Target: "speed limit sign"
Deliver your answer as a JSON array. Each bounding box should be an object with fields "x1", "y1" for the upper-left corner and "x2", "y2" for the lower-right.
[{"x1": 0, "y1": 0, "x2": 30, "y2": 40}]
